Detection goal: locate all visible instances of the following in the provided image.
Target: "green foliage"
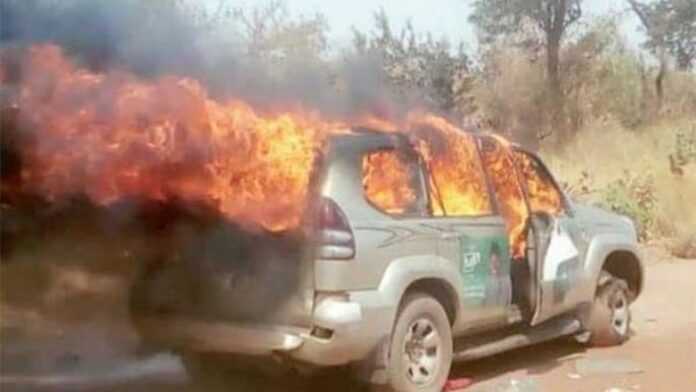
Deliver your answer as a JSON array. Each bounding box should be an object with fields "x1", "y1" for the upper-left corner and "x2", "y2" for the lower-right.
[
  {"x1": 233, "y1": 0, "x2": 329, "y2": 61},
  {"x1": 469, "y1": 0, "x2": 582, "y2": 44},
  {"x1": 594, "y1": 55, "x2": 646, "y2": 128},
  {"x1": 562, "y1": 20, "x2": 648, "y2": 129},
  {"x1": 474, "y1": 48, "x2": 551, "y2": 145},
  {"x1": 352, "y1": 9, "x2": 473, "y2": 114},
  {"x1": 629, "y1": 0, "x2": 696, "y2": 70},
  {"x1": 470, "y1": 0, "x2": 585, "y2": 142},
  {"x1": 598, "y1": 170, "x2": 657, "y2": 240}
]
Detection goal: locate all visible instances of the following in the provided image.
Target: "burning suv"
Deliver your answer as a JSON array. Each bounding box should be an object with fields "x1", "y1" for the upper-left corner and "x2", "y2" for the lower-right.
[{"x1": 130, "y1": 129, "x2": 643, "y2": 392}]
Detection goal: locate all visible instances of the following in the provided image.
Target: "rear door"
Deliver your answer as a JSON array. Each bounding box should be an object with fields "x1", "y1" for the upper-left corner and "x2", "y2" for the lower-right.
[{"x1": 421, "y1": 133, "x2": 512, "y2": 332}]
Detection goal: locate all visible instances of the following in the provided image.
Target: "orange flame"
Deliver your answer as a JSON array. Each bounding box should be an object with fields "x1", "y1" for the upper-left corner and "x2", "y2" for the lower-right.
[
  {"x1": 5, "y1": 44, "x2": 560, "y2": 260},
  {"x1": 362, "y1": 151, "x2": 417, "y2": 215},
  {"x1": 12, "y1": 45, "x2": 340, "y2": 231},
  {"x1": 405, "y1": 113, "x2": 492, "y2": 217},
  {"x1": 480, "y1": 135, "x2": 529, "y2": 259},
  {"x1": 513, "y1": 151, "x2": 563, "y2": 216}
]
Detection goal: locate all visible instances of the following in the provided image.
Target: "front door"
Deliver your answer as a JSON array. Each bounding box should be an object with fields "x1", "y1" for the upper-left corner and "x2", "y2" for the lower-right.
[{"x1": 511, "y1": 149, "x2": 584, "y2": 325}]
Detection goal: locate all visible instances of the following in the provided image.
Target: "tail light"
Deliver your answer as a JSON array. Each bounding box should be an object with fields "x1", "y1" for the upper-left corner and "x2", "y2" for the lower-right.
[{"x1": 316, "y1": 197, "x2": 355, "y2": 260}]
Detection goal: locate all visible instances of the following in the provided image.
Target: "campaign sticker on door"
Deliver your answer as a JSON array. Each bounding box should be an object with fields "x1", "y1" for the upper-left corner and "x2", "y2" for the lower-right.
[
  {"x1": 458, "y1": 236, "x2": 511, "y2": 306},
  {"x1": 461, "y1": 251, "x2": 481, "y2": 274},
  {"x1": 459, "y1": 241, "x2": 487, "y2": 304}
]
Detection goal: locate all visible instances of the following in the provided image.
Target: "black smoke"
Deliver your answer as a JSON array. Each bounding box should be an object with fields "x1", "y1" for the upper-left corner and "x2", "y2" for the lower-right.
[
  {"x1": 0, "y1": 0, "x2": 400, "y2": 119},
  {"x1": 1, "y1": 0, "x2": 205, "y2": 77}
]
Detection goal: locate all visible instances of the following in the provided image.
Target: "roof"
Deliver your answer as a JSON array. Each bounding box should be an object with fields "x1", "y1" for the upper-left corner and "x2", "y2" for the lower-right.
[{"x1": 327, "y1": 127, "x2": 411, "y2": 153}]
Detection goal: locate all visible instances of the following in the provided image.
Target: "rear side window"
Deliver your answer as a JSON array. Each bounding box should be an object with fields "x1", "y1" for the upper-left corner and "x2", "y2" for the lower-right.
[
  {"x1": 362, "y1": 149, "x2": 427, "y2": 216},
  {"x1": 513, "y1": 150, "x2": 564, "y2": 216},
  {"x1": 425, "y1": 133, "x2": 493, "y2": 216}
]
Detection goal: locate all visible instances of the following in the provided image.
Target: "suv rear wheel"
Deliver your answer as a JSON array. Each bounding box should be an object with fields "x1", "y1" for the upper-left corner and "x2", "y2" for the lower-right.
[
  {"x1": 583, "y1": 272, "x2": 632, "y2": 347},
  {"x1": 385, "y1": 293, "x2": 453, "y2": 392}
]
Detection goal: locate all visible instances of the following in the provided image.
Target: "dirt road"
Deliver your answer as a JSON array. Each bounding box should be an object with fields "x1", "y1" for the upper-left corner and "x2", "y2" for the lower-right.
[{"x1": 3, "y1": 259, "x2": 695, "y2": 392}]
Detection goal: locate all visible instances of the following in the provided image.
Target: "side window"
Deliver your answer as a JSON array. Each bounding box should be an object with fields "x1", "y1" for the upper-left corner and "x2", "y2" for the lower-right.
[
  {"x1": 513, "y1": 150, "x2": 564, "y2": 216},
  {"x1": 479, "y1": 136, "x2": 529, "y2": 259},
  {"x1": 362, "y1": 149, "x2": 428, "y2": 216},
  {"x1": 425, "y1": 133, "x2": 493, "y2": 216}
]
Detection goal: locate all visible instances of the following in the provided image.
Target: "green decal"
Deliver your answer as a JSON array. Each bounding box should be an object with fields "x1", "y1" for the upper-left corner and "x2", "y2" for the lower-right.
[{"x1": 458, "y1": 235, "x2": 510, "y2": 306}]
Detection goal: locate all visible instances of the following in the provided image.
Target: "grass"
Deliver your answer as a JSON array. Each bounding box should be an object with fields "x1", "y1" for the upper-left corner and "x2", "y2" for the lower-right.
[{"x1": 541, "y1": 116, "x2": 696, "y2": 258}]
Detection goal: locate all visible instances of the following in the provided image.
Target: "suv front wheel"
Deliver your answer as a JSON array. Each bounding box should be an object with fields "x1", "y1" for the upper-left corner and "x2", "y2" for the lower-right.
[
  {"x1": 385, "y1": 293, "x2": 453, "y2": 392},
  {"x1": 583, "y1": 272, "x2": 632, "y2": 347}
]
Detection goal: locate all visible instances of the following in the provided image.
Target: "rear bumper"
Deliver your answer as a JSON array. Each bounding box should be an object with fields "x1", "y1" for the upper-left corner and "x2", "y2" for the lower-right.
[
  {"x1": 134, "y1": 290, "x2": 395, "y2": 367},
  {"x1": 290, "y1": 293, "x2": 393, "y2": 366},
  {"x1": 135, "y1": 317, "x2": 305, "y2": 355}
]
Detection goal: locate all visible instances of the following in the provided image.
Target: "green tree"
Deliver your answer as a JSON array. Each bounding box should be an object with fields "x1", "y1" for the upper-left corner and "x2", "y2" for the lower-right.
[
  {"x1": 469, "y1": 0, "x2": 583, "y2": 128},
  {"x1": 233, "y1": 0, "x2": 328, "y2": 62},
  {"x1": 628, "y1": 0, "x2": 696, "y2": 71},
  {"x1": 353, "y1": 9, "x2": 473, "y2": 115},
  {"x1": 628, "y1": 0, "x2": 696, "y2": 110}
]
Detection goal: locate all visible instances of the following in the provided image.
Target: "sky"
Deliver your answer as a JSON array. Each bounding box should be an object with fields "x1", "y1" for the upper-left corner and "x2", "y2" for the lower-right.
[{"x1": 272, "y1": 0, "x2": 645, "y2": 51}]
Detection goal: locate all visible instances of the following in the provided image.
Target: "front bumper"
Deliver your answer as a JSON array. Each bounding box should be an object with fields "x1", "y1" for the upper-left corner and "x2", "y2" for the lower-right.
[{"x1": 134, "y1": 291, "x2": 395, "y2": 367}]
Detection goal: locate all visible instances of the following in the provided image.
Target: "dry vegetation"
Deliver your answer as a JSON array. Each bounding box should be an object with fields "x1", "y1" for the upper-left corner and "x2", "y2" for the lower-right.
[{"x1": 544, "y1": 119, "x2": 696, "y2": 258}]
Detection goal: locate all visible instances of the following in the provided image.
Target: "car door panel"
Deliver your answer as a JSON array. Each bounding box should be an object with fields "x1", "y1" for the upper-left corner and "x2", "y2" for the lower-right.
[
  {"x1": 511, "y1": 149, "x2": 587, "y2": 325},
  {"x1": 532, "y1": 216, "x2": 584, "y2": 323},
  {"x1": 428, "y1": 218, "x2": 512, "y2": 336}
]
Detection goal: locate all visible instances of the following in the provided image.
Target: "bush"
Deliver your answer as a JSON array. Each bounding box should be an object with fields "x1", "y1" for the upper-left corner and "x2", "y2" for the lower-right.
[
  {"x1": 597, "y1": 170, "x2": 657, "y2": 241},
  {"x1": 674, "y1": 124, "x2": 696, "y2": 166},
  {"x1": 474, "y1": 48, "x2": 551, "y2": 146},
  {"x1": 670, "y1": 234, "x2": 696, "y2": 259}
]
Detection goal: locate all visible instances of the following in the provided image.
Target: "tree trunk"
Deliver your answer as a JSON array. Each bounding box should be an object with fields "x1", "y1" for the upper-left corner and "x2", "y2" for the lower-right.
[
  {"x1": 655, "y1": 49, "x2": 666, "y2": 111},
  {"x1": 546, "y1": 35, "x2": 564, "y2": 137}
]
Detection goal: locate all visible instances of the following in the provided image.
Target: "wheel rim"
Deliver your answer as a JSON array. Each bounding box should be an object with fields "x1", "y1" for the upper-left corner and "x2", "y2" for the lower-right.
[
  {"x1": 403, "y1": 317, "x2": 441, "y2": 385},
  {"x1": 611, "y1": 289, "x2": 629, "y2": 336}
]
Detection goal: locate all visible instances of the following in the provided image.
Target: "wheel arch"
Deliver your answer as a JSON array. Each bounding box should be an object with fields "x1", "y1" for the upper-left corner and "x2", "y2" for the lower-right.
[
  {"x1": 600, "y1": 250, "x2": 643, "y2": 301},
  {"x1": 400, "y1": 278, "x2": 459, "y2": 326}
]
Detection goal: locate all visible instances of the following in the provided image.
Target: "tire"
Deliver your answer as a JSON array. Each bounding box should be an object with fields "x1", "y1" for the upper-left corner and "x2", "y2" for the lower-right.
[
  {"x1": 584, "y1": 273, "x2": 632, "y2": 347},
  {"x1": 384, "y1": 294, "x2": 453, "y2": 392}
]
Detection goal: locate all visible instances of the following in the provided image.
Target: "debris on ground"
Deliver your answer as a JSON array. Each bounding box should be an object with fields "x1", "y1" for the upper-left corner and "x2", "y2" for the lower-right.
[
  {"x1": 493, "y1": 378, "x2": 541, "y2": 392},
  {"x1": 444, "y1": 377, "x2": 474, "y2": 391},
  {"x1": 465, "y1": 378, "x2": 541, "y2": 392},
  {"x1": 574, "y1": 358, "x2": 644, "y2": 376},
  {"x1": 669, "y1": 234, "x2": 696, "y2": 259},
  {"x1": 604, "y1": 387, "x2": 641, "y2": 392}
]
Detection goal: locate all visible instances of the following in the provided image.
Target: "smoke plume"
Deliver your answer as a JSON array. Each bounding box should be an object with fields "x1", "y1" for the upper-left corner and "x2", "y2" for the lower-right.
[{"x1": 0, "y1": 0, "x2": 398, "y2": 118}]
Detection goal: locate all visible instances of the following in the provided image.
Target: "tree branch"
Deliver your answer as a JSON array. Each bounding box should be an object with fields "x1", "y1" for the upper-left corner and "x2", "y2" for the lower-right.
[{"x1": 627, "y1": 0, "x2": 652, "y2": 30}]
